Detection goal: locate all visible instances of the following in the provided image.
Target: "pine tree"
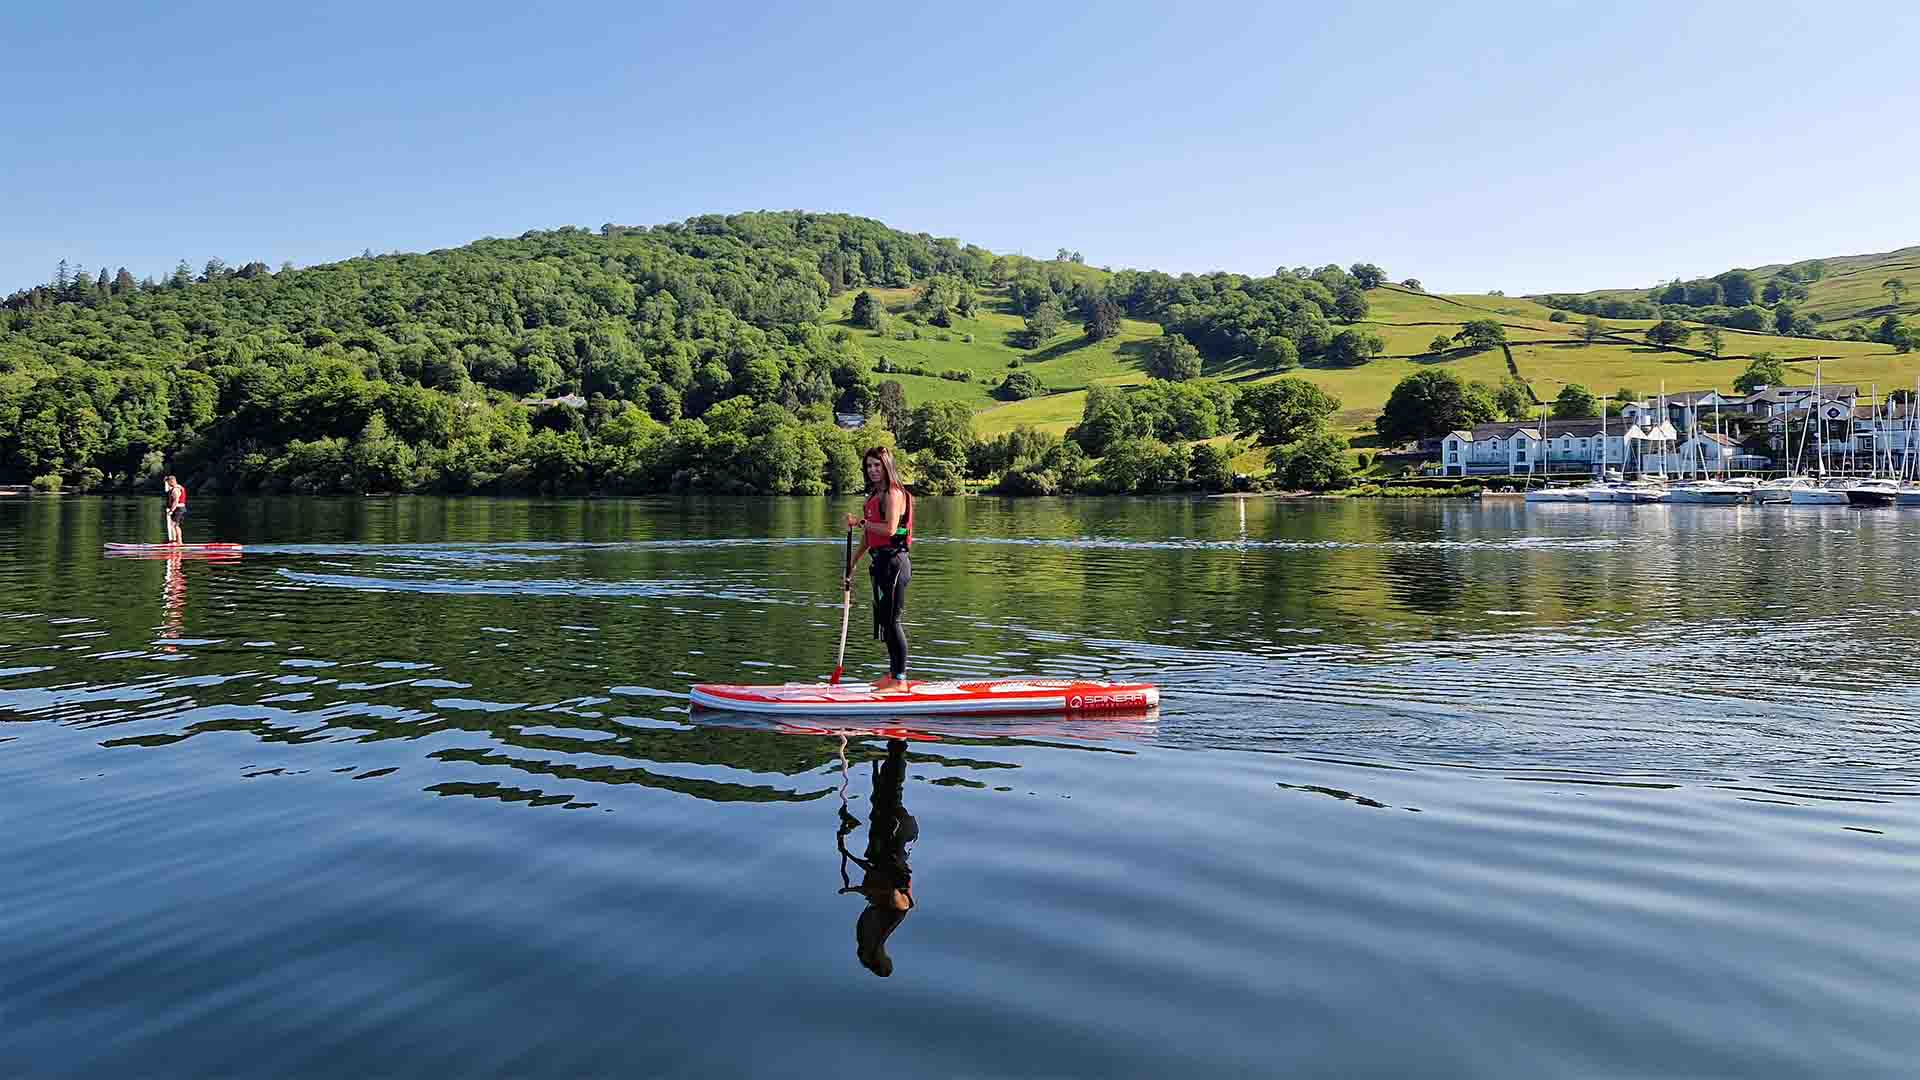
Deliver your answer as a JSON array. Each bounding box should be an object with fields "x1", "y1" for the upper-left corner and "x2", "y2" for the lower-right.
[{"x1": 54, "y1": 259, "x2": 70, "y2": 290}]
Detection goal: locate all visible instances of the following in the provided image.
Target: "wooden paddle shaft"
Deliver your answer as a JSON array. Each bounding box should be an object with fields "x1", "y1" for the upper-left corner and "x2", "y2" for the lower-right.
[{"x1": 833, "y1": 525, "x2": 853, "y2": 682}]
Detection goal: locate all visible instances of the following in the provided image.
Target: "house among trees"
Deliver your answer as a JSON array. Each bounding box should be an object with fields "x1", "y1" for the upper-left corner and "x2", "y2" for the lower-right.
[{"x1": 519, "y1": 393, "x2": 587, "y2": 410}]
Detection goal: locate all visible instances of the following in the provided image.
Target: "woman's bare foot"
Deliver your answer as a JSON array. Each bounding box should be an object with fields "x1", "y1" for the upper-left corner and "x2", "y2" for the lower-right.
[{"x1": 872, "y1": 675, "x2": 903, "y2": 691}]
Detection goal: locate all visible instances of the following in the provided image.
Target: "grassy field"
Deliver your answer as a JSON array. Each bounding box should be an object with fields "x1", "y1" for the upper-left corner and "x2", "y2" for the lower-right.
[
  {"x1": 1512, "y1": 339, "x2": 1910, "y2": 405},
  {"x1": 1532, "y1": 244, "x2": 1920, "y2": 336},
  {"x1": 826, "y1": 286, "x2": 1158, "y2": 399},
  {"x1": 843, "y1": 278, "x2": 1917, "y2": 462}
]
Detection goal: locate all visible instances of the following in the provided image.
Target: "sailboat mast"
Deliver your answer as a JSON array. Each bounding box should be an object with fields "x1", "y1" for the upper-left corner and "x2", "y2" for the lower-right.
[{"x1": 1813, "y1": 360, "x2": 1824, "y2": 477}]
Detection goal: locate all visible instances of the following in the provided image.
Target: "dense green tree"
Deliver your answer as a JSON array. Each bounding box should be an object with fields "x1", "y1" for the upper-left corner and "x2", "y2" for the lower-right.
[
  {"x1": 1400, "y1": 279, "x2": 1424, "y2": 292},
  {"x1": 1890, "y1": 320, "x2": 1915, "y2": 353},
  {"x1": 1733, "y1": 352, "x2": 1785, "y2": 393},
  {"x1": 1325, "y1": 328, "x2": 1384, "y2": 366},
  {"x1": 1455, "y1": 319, "x2": 1507, "y2": 350},
  {"x1": 1725, "y1": 304, "x2": 1771, "y2": 331},
  {"x1": 1495, "y1": 376, "x2": 1533, "y2": 421},
  {"x1": 995, "y1": 370, "x2": 1045, "y2": 400},
  {"x1": 1349, "y1": 263, "x2": 1386, "y2": 289},
  {"x1": 1098, "y1": 437, "x2": 1184, "y2": 494},
  {"x1": 1332, "y1": 287, "x2": 1368, "y2": 323},
  {"x1": 1023, "y1": 299, "x2": 1064, "y2": 346},
  {"x1": 1551, "y1": 383, "x2": 1598, "y2": 420},
  {"x1": 1772, "y1": 302, "x2": 1798, "y2": 334},
  {"x1": 1257, "y1": 336, "x2": 1300, "y2": 370},
  {"x1": 1235, "y1": 378, "x2": 1340, "y2": 446},
  {"x1": 1429, "y1": 334, "x2": 1453, "y2": 355},
  {"x1": 851, "y1": 290, "x2": 885, "y2": 330},
  {"x1": 1128, "y1": 379, "x2": 1236, "y2": 442},
  {"x1": 1083, "y1": 298, "x2": 1122, "y2": 342},
  {"x1": 1189, "y1": 442, "x2": 1234, "y2": 492},
  {"x1": 1376, "y1": 370, "x2": 1498, "y2": 443},
  {"x1": 900, "y1": 400, "x2": 974, "y2": 463},
  {"x1": 1613, "y1": 386, "x2": 1639, "y2": 408},
  {"x1": 1071, "y1": 385, "x2": 1137, "y2": 457},
  {"x1": 913, "y1": 273, "x2": 975, "y2": 326},
  {"x1": 1148, "y1": 333, "x2": 1203, "y2": 381},
  {"x1": 1646, "y1": 320, "x2": 1693, "y2": 347},
  {"x1": 1268, "y1": 424, "x2": 1352, "y2": 490},
  {"x1": 1714, "y1": 270, "x2": 1758, "y2": 307},
  {"x1": 1583, "y1": 316, "x2": 1606, "y2": 345}
]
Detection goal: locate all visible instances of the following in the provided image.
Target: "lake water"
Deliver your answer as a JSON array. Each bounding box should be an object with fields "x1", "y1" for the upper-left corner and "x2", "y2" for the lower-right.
[{"x1": 3, "y1": 495, "x2": 1917, "y2": 1077}]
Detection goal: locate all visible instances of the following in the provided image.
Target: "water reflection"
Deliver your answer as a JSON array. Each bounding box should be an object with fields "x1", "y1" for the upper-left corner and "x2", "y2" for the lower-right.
[
  {"x1": 161, "y1": 554, "x2": 185, "y2": 651},
  {"x1": 836, "y1": 736, "x2": 918, "y2": 977}
]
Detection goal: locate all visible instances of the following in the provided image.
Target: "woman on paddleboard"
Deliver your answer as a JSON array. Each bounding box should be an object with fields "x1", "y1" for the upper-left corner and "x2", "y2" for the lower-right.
[
  {"x1": 163, "y1": 475, "x2": 188, "y2": 545},
  {"x1": 843, "y1": 447, "x2": 913, "y2": 690}
]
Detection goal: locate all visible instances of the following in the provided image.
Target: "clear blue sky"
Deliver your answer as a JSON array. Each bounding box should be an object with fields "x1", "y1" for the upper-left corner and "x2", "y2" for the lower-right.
[{"x1": 5, "y1": 1, "x2": 1917, "y2": 295}]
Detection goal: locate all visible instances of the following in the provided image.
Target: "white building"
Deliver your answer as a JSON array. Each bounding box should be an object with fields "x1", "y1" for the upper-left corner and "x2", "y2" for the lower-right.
[{"x1": 1440, "y1": 419, "x2": 1678, "y2": 477}]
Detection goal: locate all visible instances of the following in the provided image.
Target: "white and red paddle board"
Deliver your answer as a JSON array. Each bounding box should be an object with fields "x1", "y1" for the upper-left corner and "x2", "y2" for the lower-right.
[
  {"x1": 105, "y1": 542, "x2": 243, "y2": 556},
  {"x1": 689, "y1": 677, "x2": 1158, "y2": 717}
]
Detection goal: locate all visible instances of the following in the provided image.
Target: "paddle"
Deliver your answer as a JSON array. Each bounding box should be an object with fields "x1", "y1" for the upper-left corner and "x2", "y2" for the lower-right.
[{"x1": 831, "y1": 524, "x2": 854, "y2": 684}]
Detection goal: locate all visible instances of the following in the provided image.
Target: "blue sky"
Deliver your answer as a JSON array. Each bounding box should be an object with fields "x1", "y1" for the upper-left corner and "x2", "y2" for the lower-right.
[{"x1": 4, "y1": 1, "x2": 1917, "y2": 294}]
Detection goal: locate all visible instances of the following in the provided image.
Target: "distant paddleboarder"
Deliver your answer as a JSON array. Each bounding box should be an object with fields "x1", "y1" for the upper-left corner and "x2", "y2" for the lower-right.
[
  {"x1": 843, "y1": 447, "x2": 914, "y2": 689},
  {"x1": 162, "y1": 475, "x2": 188, "y2": 545}
]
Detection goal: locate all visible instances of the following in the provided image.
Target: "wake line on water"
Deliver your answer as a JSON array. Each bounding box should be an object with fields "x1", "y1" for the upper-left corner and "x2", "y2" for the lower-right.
[
  {"x1": 242, "y1": 534, "x2": 1635, "y2": 558},
  {"x1": 272, "y1": 568, "x2": 799, "y2": 603}
]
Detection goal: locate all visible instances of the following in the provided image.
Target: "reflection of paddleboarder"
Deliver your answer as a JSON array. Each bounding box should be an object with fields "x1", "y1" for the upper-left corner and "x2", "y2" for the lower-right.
[
  {"x1": 160, "y1": 553, "x2": 186, "y2": 651},
  {"x1": 842, "y1": 447, "x2": 914, "y2": 690},
  {"x1": 162, "y1": 474, "x2": 188, "y2": 545},
  {"x1": 837, "y1": 737, "x2": 917, "y2": 977}
]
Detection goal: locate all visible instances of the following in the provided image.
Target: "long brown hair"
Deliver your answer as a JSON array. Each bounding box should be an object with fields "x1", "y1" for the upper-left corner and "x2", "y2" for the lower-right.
[{"x1": 862, "y1": 446, "x2": 911, "y2": 519}]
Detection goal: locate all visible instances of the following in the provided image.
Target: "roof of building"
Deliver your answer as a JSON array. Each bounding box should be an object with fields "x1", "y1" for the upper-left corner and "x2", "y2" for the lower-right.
[
  {"x1": 1744, "y1": 384, "x2": 1860, "y2": 404},
  {"x1": 1663, "y1": 389, "x2": 1738, "y2": 406},
  {"x1": 1466, "y1": 419, "x2": 1612, "y2": 440}
]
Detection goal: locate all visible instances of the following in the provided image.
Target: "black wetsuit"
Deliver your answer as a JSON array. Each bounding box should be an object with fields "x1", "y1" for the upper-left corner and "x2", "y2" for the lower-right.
[
  {"x1": 870, "y1": 548, "x2": 910, "y2": 680},
  {"x1": 863, "y1": 489, "x2": 913, "y2": 680}
]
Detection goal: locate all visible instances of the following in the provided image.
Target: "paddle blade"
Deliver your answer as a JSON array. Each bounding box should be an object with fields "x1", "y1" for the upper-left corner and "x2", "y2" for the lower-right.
[{"x1": 830, "y1": 664, "x2": 844, "y2": 685}]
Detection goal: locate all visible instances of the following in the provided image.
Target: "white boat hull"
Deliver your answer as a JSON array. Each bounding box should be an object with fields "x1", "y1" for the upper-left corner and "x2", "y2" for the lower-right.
[{"x1": 1789, "y1": 489, "x2": 1849, "y2": 505}]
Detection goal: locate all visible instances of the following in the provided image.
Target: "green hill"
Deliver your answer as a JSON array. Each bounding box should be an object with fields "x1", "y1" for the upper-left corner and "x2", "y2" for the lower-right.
[
  {"x1": 1531, "y1": 244, "x2": 1920, "y2": 339},
  {"x1": 3, "y1": 211, "x2": 1915, "y2": 497}
]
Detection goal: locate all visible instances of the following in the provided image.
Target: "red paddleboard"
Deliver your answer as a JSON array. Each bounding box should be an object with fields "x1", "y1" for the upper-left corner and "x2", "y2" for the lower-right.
[
  {"x1": 689, "y1": 677, "x2": 1158, "y2": 717},
  {"x1": 105, "y1": 543, "x2": 244, "y2": 557}
]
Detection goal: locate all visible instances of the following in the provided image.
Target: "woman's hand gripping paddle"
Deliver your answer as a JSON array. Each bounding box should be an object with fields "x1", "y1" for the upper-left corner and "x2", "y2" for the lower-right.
[{"x1": 832, "y1": 524, "x2": 854, "y2": 684}]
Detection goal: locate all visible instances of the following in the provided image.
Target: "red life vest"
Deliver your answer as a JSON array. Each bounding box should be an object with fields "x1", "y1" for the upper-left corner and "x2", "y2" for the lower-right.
[{"x1": 863, "y1": 487, "x2": 913, "y2": 550}]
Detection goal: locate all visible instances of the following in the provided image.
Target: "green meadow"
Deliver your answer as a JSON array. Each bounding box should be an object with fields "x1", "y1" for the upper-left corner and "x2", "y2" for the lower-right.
[
  {"x1": 840, "y1": 269, "x2": 1913, "y2": 467},
  {"x1": 1539, "y1": 244, "x2": 1920, "y2": 337}
]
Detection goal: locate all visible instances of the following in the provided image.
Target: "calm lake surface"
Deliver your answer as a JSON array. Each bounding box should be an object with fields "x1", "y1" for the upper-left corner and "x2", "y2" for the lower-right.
[{"x1": 3, "y1": 495, "x2": 1917, "y2": 1077}]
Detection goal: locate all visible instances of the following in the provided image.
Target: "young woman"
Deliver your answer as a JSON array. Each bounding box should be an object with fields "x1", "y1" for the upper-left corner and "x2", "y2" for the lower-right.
[
  {"x1": 162, "y1": 474, "x2": 188, "y2": 545},
  {"x1": 843, "y1": 447, "x2": 914, "y2": 689}
]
